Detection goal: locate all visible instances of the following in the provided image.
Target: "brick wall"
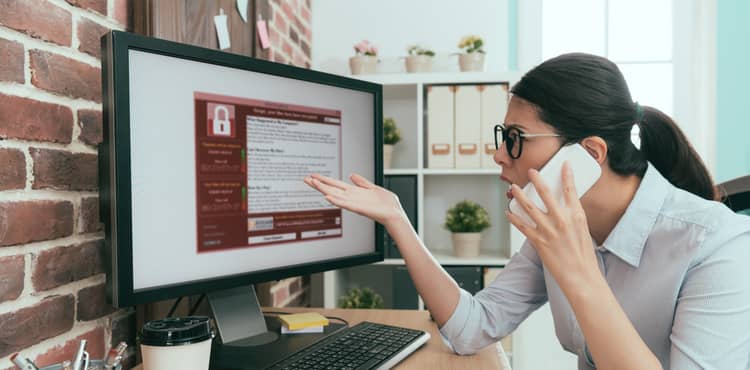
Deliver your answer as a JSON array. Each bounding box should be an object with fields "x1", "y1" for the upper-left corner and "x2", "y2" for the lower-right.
[{"x1": 0, "y1": 0, "x2": 135, "y2": 369}]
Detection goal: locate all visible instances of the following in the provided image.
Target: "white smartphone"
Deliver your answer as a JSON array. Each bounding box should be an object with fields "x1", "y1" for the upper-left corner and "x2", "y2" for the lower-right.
[{"x1": 508, "y1": 143, "x2": 601, "y2": 227}]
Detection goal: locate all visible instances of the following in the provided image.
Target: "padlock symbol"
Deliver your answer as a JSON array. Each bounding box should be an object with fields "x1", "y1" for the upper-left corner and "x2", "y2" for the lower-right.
[{"x1": 212, "y1": 105, "x2": 232, "y2": 136}]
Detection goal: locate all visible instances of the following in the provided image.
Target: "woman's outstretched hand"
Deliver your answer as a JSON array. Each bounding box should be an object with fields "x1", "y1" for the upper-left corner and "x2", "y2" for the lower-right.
[
  {"x1": 506, "y1": 162, "x2": 600, "y2": 289},
  {"x1": 304, "y1": 173, "x2": 405, "y2": 227}
]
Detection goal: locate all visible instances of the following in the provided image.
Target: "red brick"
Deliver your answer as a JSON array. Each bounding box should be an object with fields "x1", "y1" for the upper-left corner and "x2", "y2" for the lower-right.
[
  {"x1": 301, "y1": 6, "x2": 311, "y2": 24},
  {"x1": 274, "y1": 11, "x2": 287, "y2": 34},
  {"x1": 30, "y1": 148, "x2": 98, "y2": 191},
  {"x1": 0, "y1": 255, "x2": 24, "y2": 303},
  {"x1": 80, "y1": 197, "x2": 102, "y2": 233},
  {"x1": 0, "y1": 294, "x2": 75, "y2": 358},
  {"x1": 300, "y1": 40, "x2": 310, "y2": 59},
  {"x1": 292, "y1": 51, "x2": 305, "y2": 68},
  {"x1": 77, "y1": 109, "x2": 102, "y2": 146},
  {"x1": 32, "y1": 240, "x2": 104, "y2": 291},
  {"x1": 0, "y1": 148, "x2": 25, "y2": 191},
  {"x1": 0, "y1": 93, "x2": 74, "y2": 143},
  {"x1": 289, "y1": 27, "x2": 299, "y2": 44},
  {"x1": 112, "y1": 0, "x2": 131, "y2": 29},
  {"x1": 0, "y1": 0, "x2": 72, "y2": 47},
  {"x1": 303, "y1": 25, "x2": 311, "y2": 42},
  {"x1": 65, "y1": 0, "x2": 106, "y2": 15},
  {"x1": 273, "y1": 285, "x2": 289, "y2": 306},
  {"x1": 29, "y1": 50, "x2": 101, "y2": 102},
  {"x1": 77, "y1": 283, "x2": 114, "y2": 321},
  {"x1": 0, "y1": 200, "x2": 74, "y2": 247},
  {"x1": 282, "y1": 41, "x2": 293, "y2": 58},
  {"x1": 269, "y1": 27, "x2": 280, "y2": 48},
  {"x1": 274, "y1": 53, "x2": 287, "y2": 64},
  {"x1": 281, "y1": 1, "x2": 295, "y2": 20},
  {"x1": 0, "y1": 38, "x2": 24, "y2": 83},
  {"x1": 33, "y1": 327, "x2": 105, "y2": 367},
  {"x1": 77, "y1": 17, "x2": 109, "y2": 58}
]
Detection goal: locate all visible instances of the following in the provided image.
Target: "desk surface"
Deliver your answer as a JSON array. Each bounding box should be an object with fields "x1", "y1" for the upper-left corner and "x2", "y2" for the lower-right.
[{"x1": 133, "y1": 308, "x2": 510, "y2": 370}]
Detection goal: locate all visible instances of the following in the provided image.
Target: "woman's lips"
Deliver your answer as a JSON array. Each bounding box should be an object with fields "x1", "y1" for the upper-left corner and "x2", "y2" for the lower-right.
[{"x1": 500, "y1": 175, "x2": 514, "y2": 200}]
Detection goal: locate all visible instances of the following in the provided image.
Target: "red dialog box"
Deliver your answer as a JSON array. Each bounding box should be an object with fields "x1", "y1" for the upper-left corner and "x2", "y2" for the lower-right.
[{"x1": 207, "y1": 103, "x2": 236, "y2": 138}]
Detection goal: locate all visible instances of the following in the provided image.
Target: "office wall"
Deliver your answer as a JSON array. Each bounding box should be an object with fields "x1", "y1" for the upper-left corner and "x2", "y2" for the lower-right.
[
  {"x1": 717, "y1": 0, "x2": 750, "y2": 182},
  {"x1": 0, "y1": 0, "x2": 135, "y2": 368},
  {"x1": 311, "y1": 0, "x2": 509, "y2": 74}
]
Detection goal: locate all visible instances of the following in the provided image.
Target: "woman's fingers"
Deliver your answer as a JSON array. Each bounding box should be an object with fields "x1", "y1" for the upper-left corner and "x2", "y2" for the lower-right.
[
  {"x1": 310, "y1": 173, "x2": 350, "y2": 191},
  {"x1": 510, "y1": 183, "x2": 553, "y2": 231},
  {"x1": 350, "y1": 173, "x2": 375, "y2": 189},
  {"x1": 561, "y1": 162, "x2": 584, "y2": 212},
  {"x1": 527, "y1": 169, "x2": 563, "y2": 220},
  {"x1": 306, "y1": 177, "x2": 345, "y2": 197}
]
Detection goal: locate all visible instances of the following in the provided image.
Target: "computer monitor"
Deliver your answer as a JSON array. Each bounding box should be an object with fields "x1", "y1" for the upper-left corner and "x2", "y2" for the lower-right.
[{"x1": 100, "y1": 31, "x2": 383, "y2": 366}]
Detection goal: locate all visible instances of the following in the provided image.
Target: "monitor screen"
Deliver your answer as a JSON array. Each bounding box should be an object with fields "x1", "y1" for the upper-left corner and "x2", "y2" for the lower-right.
[{"x1": 101, "y1": 31, "x2": 383, "y2": 307}]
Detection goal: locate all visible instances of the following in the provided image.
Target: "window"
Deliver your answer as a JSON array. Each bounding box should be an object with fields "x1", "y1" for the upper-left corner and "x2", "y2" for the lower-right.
[{"x1": 541, "y1": 0, "x2": 673, "y2": 115}]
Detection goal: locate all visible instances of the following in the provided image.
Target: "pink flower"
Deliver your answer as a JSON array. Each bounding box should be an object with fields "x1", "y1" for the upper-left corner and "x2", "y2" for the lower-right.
[{"x1": 354, "y1": 40, "x2": 377, "y2": 56}]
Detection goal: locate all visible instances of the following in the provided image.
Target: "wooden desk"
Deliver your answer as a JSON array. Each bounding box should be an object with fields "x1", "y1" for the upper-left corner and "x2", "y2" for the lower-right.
[{"x1": 133, "y1": 308, "x2": 510, "y2": 370}]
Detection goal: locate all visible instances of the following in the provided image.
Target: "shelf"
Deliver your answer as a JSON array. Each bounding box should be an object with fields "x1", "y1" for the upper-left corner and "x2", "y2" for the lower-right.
[
  {"x1": 353, "y1": 71, "x2": 522, "y2": 86},
  {"x1": 384, "y1": 168, "x2": 501, "y2": 176},
  {"x1": 384, "y1": 168, "x2": 419, "y2": 175},
  {"x1": 374, "y1": 253, "x2": 510, "y2": 267},
  {"x1": 422, "y1": 168, "x2": 499, "y2": 176}
]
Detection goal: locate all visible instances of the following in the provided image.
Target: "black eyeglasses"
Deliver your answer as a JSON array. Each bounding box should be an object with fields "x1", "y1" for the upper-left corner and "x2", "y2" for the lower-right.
[{"x1": 494, "y1": 124, "x2": 561, "y2": 159}]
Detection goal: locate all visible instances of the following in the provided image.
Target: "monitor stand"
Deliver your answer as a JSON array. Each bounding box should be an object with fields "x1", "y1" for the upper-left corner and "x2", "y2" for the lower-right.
[{"x1": 207, "y1": 285, "x2": 345, "y2": 370}]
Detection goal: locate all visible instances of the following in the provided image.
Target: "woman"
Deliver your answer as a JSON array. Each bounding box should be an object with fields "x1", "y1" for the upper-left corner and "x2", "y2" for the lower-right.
[{"x1": 305, "y1": 53, "x2": 750, "y2": 369}]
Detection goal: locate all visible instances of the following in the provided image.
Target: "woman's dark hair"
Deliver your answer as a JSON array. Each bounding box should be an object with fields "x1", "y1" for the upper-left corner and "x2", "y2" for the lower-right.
[{"x1": 511, "y1": 53, "x2": 716, "y2": 200}]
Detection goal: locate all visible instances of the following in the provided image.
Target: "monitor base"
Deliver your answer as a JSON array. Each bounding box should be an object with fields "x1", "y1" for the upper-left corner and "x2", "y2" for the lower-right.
[{"x1": 210, "y1": 315, "x2": 346, "y2": 370}]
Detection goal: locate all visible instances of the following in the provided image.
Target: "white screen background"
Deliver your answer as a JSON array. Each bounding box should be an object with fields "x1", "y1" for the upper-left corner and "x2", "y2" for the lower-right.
[{"x1": 127, "y1": 50, "x2": 376, "y2": 290}]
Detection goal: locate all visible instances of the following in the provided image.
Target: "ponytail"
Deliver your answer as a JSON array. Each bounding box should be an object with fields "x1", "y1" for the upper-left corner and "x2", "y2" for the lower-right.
[
  {"x1": 512, "y1": 53, "x2": 718, "y2": 201},
  {"x1": 638, "y1": 106, "x2": 717, "y2": 200}
]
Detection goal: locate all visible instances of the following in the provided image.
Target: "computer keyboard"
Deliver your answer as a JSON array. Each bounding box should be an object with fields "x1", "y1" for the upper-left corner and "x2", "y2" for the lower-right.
[{"x1": 266, "y1": 321, "x2": 431, "y2": 370}]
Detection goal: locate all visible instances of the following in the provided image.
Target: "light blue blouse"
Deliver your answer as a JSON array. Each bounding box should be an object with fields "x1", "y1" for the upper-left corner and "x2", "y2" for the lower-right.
[{"x1": 440, "y1": 163, "x2": 750, "y2": 369}]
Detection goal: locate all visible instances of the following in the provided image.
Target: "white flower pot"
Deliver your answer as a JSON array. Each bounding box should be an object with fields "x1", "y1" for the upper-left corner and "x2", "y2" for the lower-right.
[
  {"x1": 405, "y1": 55, "x2": 433, "y2": 73},
  {"x1": 383, "y1": 144, "x2": 394, "y2": 169},
  {"x1": 349, "y1": 55, "x2": 377, "y2": 75},
  {"x1": 451, "y1": 232, "x2": 482, "y2": 258},
  {"x1": 459, "y1": 52, "x2": 485, "y2": 72}
]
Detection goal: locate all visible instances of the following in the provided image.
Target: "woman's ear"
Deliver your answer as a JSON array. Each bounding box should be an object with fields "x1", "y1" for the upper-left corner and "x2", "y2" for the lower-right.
[{"x1": 580, "y1": 137, "x2": 607, "y2": 164}]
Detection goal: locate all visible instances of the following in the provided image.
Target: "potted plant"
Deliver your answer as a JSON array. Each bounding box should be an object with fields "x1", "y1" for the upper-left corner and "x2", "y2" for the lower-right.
[
  {"x1": 405, "y1": 45, "x2": 435, "y2": 73},
  {"x1": 349, "y1": 40, "x2": 378, "y2": 75},
  {"x1": 339, "y1": 287, "x2": 384, "y2": 309},
  {"x1": 383, "y1": 117, "x2": 401, "y2": 169},
  {"x1": 457, "y1": 35, "x2": 486, "y2": 72},
  {"x1": 444, "y1": 200, "x2": 491, "y2": 257}
]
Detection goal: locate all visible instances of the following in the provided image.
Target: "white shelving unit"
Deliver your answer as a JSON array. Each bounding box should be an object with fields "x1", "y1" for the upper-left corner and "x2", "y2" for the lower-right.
[
  {"x1": 310, "y1": 71, "x2": 577, "y2": 370},
  {"x1": 307, "y1": 70, "x2": 522, "y2": 366},
  {"x1": 313, "y1": 71, "x2": 523, "y2": 305}
]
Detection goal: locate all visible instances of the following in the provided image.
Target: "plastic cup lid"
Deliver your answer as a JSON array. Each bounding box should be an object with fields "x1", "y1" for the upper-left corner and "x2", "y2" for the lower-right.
[{"x1": 141, "y1": 316, "x2": 213, "y2": 346}]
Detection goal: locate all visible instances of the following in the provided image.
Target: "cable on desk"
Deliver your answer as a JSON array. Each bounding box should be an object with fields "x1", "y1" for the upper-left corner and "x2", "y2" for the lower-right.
[{"x1": 188, "y1": 294, "x2": 206, "y2": 315}]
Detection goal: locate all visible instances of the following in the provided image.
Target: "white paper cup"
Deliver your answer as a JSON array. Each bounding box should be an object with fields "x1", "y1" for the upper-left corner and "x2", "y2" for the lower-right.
[{"x1": 140, "y1": 316, "x2": 213, "y2": 370}]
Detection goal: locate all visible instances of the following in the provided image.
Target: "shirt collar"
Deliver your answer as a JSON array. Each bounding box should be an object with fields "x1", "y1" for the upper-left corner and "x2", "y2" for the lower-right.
[{"x1": 599, "y1": 163, "x2": 670, "y2": 268}]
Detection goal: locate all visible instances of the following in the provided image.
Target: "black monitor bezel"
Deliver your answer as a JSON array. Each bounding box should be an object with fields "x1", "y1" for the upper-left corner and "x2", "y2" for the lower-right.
[{"x1": 100, "y1": 31, "x2": 384, "y2": 308}]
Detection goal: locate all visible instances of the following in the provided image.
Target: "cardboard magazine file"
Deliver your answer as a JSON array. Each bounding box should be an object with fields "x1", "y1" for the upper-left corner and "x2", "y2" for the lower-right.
[
  {"x1": 480, "y1": 84, "x2": 509, "y2": 168},
  {"x1": 454, "y1": 85, "x2": 482, "y2": 168},
  {"x1": 426, "y1": 85, "x2": 455, "y2": 168}
]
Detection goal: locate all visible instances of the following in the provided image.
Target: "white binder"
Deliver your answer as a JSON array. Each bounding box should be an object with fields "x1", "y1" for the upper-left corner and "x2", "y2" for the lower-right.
[
  {"x1": 454, "y1": 85, "x2": 482, "y2": 168},
  {"x1": 426, "y1": 86, "x2": 455, "y2": 168},
  {"x1": 480, "y1": 84, "x2": 509, "y2": 169}
]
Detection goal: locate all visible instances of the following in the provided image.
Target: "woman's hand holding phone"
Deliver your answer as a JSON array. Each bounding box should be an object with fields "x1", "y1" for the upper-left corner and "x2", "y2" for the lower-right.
[
  {"x1": 304, "y1": 173, "x2": 406, "y2": 227},
  {"x1": 506, "y1": 161, "x2": 602, "y2": 291}
]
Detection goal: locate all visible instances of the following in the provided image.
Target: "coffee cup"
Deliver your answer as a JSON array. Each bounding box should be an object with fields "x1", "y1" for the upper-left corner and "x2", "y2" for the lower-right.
[{"x1": 140, "y1": 316, "x2": 214, "y2": 370}]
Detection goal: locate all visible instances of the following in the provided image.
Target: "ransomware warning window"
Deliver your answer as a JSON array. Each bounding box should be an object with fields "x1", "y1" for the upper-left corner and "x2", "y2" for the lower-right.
[{"x1": 194, "y1": 92, "x2": 342, "y2": 252}]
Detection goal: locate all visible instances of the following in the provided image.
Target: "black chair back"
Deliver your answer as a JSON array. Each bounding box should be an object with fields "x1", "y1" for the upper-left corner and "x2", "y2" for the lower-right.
[{"x1": 717, "y1": 175, "x2": 750, "y2": 215}]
